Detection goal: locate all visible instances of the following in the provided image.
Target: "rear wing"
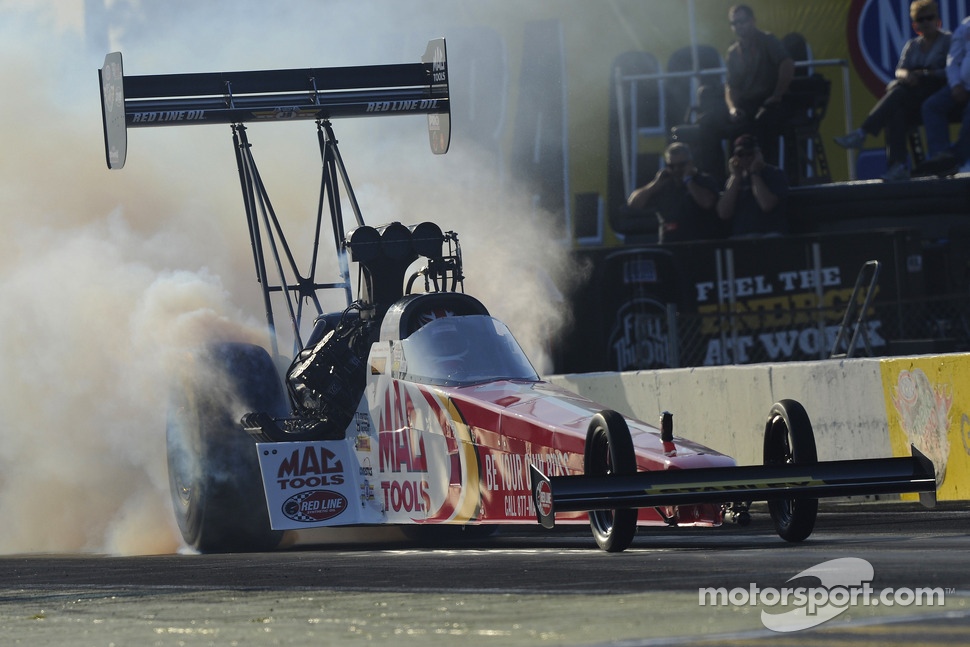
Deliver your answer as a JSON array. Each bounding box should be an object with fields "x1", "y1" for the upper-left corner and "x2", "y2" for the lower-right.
[{"x1": 98, "y1": 38, "x2": 450, "y2": 169}]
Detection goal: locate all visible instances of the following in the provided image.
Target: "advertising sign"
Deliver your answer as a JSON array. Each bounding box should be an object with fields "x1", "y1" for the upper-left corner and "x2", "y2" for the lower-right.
[{"x1": 881, "y1": 355, "x2": 970, "y2": 500}]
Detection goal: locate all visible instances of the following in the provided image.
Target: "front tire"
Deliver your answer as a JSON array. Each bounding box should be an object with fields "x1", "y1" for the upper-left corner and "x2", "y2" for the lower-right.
[
  {"x1": 167, "y1": 342, "x2": 287, "y2": 552},
  {"x1": 763, "y1": 399, "x2": 818, "y2": 542},
  {"x1": 584, "y1": 410, "x2": 638, "y2": 552}
]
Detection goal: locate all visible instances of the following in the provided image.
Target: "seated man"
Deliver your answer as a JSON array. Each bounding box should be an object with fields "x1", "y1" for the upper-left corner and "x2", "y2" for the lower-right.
[
  {"x1": 918, "y1": 13, "x2": 970, "y2": 176},
  {"x1": 716, "y1": 134, "x2": 790, "y2": 237},
  {"x1": 723, "y1": 4, "x2": 796, "y2": 166},
  {"x1": 835, "y1": 0, "x2": 950, "y2": 181},
  {"x1": 683, "y1": 5, "x2": 794, "y2": 178},
  {"x1": 626, "y1": 142, "x2": 723, "y2": 243}
]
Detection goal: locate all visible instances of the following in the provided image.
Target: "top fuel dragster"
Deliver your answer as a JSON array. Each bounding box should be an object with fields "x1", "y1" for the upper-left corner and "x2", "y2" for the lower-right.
[{"x1": 99, "y1": 39, "x2": 936, "y2": 553}]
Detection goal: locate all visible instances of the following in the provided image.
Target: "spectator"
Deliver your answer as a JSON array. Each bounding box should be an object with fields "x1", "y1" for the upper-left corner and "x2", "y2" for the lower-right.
[
  {"x1": 834, "y1": 1, "x2": 950, "y2": 182},
  {"x1": 723, "y1": 4, "x2": 795, "y2": 166},
  {"x1": 717, "y1": 134, "x2": 789, "y2": 237},
  {"x1": 626, "y1": 142, "x2": 722, "y2": 243},
  {"x1": 684, "y1": 5, "x2": 794, "y2": 178},
  {"x1": 917, "y1": 13, "x2": 970, "y2": 176}
]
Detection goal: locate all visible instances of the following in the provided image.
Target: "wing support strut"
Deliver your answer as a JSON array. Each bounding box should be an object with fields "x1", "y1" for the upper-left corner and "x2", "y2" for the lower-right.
[{"x1": 99, "y1": 40, "x2": 450, "y2": 356}]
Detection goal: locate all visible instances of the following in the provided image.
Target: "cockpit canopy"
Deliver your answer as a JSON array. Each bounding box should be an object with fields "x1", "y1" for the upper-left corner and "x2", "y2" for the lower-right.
[{"x1": 393, "y1": 315, "x2": 539, "y2": 386}]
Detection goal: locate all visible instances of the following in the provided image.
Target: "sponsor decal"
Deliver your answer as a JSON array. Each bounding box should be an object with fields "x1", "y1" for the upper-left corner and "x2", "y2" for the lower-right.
[
  {"x1": 365, "y1": 99, "x2": 441, "y2": 113},
  {"x1": 101, "y1": 61, "x2": 122, "y2": 111},
  {"x1": 282, "y1": 489, "x2": 348, "y2": 523},
  {"x1": 252, "y1": 107, "x2": 318, "y2": 120},
  {"x1": 645, "y1": 478, "x2": 820, "y2": 495},
  {"x1": 391, "y1": 344, "x2": 405, "y2": 376},
  {"x1": 483, "y1": 451, "x2": 571, "y2": 519},
  {"x1": 483, "y1": 451, "x2": 570, "y2": 492},
  {"x1": 130, "y1": 110, "x2": 205, "y2": 123},
  {"x1": 360, "y1": 480, "x2": 376, "y2": 504},
  {"x1": 354, "y1": 411, "x2": 370, "y2": 435},
  {"x1": 379, "y1": 428, "x2": 428, "y2": 473},
  {"x1": 504, "y1": 494, "x2": 535, "y2": 518},
  {"x1": 276, "y1": 446, "x2": 345, "y2": 490},
  {"x1": 380, "y1": 479, "x2": 430, "y2": 513},
  {"x1": 535, "y1": 479, "x2": 553, "y2": 517},
  {"x1": 354, "y1": 413, "x2": 372, "y2": 451},
  {"x1": 430, "y1": 43, "x2": 447, "y2": 84},
  {"x1": 370, "y1": 356, "x2": 386, "y2": 375},
  {"x1": 376, "y1": 390, "x2": 433, "y2": 513}
]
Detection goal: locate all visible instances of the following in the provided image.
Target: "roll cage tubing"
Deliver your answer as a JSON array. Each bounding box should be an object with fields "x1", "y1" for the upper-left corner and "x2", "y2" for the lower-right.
[{"x1": 99, "y1": 39, "x2": 450, "y2": 357}]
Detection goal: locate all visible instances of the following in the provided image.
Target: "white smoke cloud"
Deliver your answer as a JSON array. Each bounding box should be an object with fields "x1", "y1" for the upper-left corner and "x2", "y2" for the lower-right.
[{"x1": 0, "y1": 1, "x2": 584, "y2": 555}]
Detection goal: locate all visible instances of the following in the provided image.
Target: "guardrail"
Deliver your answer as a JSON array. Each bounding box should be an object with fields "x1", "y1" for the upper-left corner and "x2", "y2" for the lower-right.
[{"x1": 547, "y1": 353, "x2": 968, "y2": 501}]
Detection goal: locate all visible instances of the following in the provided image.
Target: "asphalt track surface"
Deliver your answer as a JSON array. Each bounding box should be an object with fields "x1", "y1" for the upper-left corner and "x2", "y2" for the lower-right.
[{"x1": 1, "y1": 503, "x2": 968, "y2": 646}]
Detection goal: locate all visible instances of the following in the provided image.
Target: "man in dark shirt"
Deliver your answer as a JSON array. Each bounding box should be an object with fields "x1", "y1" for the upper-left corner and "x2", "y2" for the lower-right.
[
  {"x1": 678, "y1": 5, "x2": 794, "y2": 180},
  {"x1": 724, "y1": 4, "x2": 795, "y2": 166},
  {"x1": 716, "y1": 134, "x2": 789, "y2": 237},
  {"x1": 627, "y1": 142, "x2": 723, "y2": 243}
]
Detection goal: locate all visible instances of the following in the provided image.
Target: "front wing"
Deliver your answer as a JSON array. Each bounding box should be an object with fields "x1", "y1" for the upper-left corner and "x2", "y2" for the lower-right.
[{"x1": 529, "y1": 445, "x2": 936, "y2": 529}]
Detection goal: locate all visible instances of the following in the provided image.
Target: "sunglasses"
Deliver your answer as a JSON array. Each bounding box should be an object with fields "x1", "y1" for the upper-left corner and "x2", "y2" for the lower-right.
[
  {"x1": 735, "y1": 150, "x2": 756, "y2": 158},
  {"x1": 667, "y1": 161, "x2": 689, "y2": 169},
  {"x1": 915, "y1": 14, "x2": 937, "y2": 23}
]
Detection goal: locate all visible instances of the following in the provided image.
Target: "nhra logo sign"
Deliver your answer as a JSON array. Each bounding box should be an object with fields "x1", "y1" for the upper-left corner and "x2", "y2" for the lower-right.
[{"x1": 849, "y1": 0, "x2": 970, "y2": 97}]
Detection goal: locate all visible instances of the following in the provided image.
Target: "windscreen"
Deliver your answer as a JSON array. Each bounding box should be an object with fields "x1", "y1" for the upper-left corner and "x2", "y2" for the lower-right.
[{"x1": 395, "y1": 316, "x2": 539, "y2": 386}]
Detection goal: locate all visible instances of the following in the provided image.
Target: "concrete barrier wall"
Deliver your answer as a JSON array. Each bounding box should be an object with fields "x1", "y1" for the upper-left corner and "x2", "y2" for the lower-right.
[{"x1": 548, "y1": 354, "x2": 970, "y2": 501}]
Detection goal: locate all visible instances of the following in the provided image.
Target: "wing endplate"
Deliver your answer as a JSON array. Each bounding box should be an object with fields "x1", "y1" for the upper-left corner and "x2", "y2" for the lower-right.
[
  {"x1": 99, "y1": 52, "x2": 127, "y2": 169},
  {"x1": 422, "y1": 37, "x2": 450, "y2": 154}
]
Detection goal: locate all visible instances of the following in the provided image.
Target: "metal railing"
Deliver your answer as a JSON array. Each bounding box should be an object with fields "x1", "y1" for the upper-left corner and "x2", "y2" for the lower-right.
[{"x1": 614, "y1": 58, "x2": 855, "y2": 197}]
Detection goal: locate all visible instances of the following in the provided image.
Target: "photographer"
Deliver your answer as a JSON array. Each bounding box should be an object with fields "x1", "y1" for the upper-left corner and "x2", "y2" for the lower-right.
[
  {"x1": 717, "y1": 134, "x2": 790, "y2": 237},
  {"x1": 627, "y1": 142, "x2": 723, "y2": 243}
]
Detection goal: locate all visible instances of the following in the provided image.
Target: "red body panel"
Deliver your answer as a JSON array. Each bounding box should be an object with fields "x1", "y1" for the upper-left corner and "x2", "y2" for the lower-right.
[{"x1": 374, "y1": 377, "x2": 733, "y2": 527}]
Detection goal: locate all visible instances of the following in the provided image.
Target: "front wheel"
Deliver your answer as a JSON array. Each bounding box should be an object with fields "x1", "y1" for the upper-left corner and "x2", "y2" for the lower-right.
[
  {"x1": 584, "y1": 410, "x2": 638, "y2": 552},
  {"x1": 763, "y1": 399, "x2": 818, "y2": 542}
]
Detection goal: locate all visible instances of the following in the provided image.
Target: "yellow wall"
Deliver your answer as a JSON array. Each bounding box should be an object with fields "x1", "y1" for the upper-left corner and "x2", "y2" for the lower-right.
[{"x1": 881, "y1": 356, "x2": 970, "y2": 501}]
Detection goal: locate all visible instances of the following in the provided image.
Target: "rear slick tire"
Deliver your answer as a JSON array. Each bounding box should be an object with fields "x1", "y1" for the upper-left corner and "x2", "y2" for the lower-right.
[
  {"x1": 166, "y1": 342, "x2": 287, "y2": 553},
  {"x1": 763, "y1": 399, "x2": 819, "y2": 542},
  {"x1": 584, "y1": 410, "x2": 638, "y2": 552}
]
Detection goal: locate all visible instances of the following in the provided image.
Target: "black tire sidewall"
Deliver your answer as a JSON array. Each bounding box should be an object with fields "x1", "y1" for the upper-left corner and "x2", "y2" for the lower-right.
[
  {"x1": 584, "y1": 410, "x2": 638, "y2": 552},
  {"x1": 166, "y1": 342, "x2": 287, "y2": 552},
  {"x1": 764, "y1": 399, "x2": 819, "y2": 542}
]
